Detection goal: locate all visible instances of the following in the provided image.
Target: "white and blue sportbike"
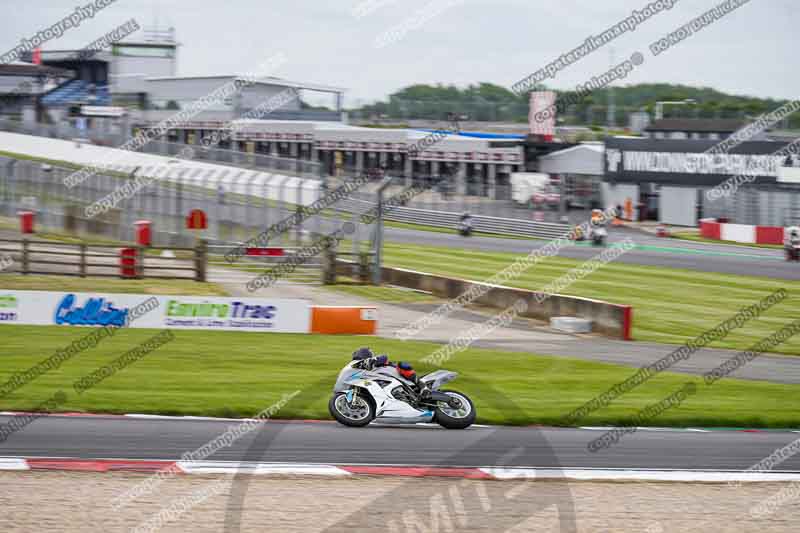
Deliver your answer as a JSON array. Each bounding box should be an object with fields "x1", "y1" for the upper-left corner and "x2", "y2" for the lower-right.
[{"x1": 329, "y1": 357, "x2": 476, "y2": 429}]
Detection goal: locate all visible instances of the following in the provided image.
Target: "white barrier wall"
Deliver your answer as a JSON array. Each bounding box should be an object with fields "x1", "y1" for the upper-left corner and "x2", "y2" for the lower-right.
[
  {"x1": 0, "y1": 291, "x2": 311, "y2": 333},
  {"x1": 660, "y1": 186, "x2": 697, "y2": 227},
  {"x1": 0, "y1": 132, "x2": 323, "y2": 206},
  {"x1": 721, "y1": 223, "x2": 756, "y2": 244}
]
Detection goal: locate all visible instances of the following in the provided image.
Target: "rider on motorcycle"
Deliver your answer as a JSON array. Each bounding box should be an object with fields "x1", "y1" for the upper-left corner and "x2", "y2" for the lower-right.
[
  {"x1": 458, "y1": 212, "x2": 473, "y2": 236},
  {"x1": 786, "y1": 227, "x2": 800, "y2": 260},
  {"x1": 352, "y1": 347, "x2": 431, "y2": 398}
]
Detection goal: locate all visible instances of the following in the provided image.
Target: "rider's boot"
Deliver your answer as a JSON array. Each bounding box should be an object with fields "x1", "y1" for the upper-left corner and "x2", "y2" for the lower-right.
[{"x1": 411, "y1": 374, "x2": 431, "y2": 399}]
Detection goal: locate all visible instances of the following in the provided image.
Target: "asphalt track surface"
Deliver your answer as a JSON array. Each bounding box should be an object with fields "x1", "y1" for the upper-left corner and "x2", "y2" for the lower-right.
[
  {"x1": 2, "y1": 416, "x2": 799, "y2": 472},
  {"x1": 385, "y1": 226, "x2": 800, "y2": 280}
]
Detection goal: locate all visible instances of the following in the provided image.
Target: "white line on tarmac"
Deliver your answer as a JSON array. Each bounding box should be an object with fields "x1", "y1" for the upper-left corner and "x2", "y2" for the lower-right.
[{"x1": 480, "y1": 468, "x2": 800, "y2": 483}]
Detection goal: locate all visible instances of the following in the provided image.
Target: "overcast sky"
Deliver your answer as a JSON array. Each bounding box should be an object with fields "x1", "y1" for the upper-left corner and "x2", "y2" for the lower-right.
[{"x1": 1, "y1": 0, "x2": 796, "y2": 107}]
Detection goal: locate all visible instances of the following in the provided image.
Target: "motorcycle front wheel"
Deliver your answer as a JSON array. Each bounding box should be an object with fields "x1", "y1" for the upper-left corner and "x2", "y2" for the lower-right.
[
  {"x1": 329, "y1": 392, "x2": 375, "y2": 427},
  {"x1": 433, "y1": 390, "x2": 476, "y2": 429}
]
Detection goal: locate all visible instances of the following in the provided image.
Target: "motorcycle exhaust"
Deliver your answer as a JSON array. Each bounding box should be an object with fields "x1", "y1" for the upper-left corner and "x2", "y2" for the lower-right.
[
  {"x1": 424, "y1": 391, "x2": 462, "y2": 408},
  {"x1": 426, "y1": 391, "x2": 452, "y2": 402}
]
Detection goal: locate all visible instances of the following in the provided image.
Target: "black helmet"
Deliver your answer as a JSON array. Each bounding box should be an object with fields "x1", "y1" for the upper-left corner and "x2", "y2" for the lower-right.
[{"x1": 352, "y1": 347, "x2": 374, "y2": 360}]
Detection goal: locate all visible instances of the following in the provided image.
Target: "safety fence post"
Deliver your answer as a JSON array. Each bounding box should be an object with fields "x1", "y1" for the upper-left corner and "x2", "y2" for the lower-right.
[{"x1": 195, "y1": 239, "x2": 207, "y2": 282}]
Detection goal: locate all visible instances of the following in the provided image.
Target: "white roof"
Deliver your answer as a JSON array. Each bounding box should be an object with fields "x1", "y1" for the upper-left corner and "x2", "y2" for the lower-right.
[
  {"x1": 538, "y1": 143, "x2": 605, "y2": 175},
  {"x1": 539, "y1": 143, "x2": 604, "y2": 159},
  {"x1": 145, "y1": 75, "x2": 346, "y2": 94}
]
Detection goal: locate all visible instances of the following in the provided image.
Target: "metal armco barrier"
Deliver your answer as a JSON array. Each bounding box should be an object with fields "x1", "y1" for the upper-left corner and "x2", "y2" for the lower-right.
[{"x1": 337, "y1": 198, "x2": 570, "y2": 239}]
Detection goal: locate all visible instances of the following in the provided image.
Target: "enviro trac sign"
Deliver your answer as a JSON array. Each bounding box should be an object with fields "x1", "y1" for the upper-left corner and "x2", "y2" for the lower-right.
[{"x1": 0, "y1": 291, "x2": 311, "y2": 333}]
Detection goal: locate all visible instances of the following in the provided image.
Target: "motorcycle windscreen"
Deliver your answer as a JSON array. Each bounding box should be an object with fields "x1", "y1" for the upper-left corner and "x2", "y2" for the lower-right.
[{"x1": 333, "y1": 365, "x2": 361, "y2": 392}]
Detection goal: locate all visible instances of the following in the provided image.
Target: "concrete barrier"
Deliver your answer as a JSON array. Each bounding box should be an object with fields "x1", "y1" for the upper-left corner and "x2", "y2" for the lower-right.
[
  {"x1": 369, "y1": 265, "x2": 633, "y2": 340},
  {"x1": 701, "y1": 217, "x2": 787, "y2": 245}
]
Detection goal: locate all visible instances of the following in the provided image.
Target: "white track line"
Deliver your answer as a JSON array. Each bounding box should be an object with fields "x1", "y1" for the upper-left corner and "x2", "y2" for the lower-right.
[
  {"x1": 2, "y1": 456, "x2": 800, "y2": 482},
  {"x1": 177, "y1": 461, "x2": 351, "y2": 476},
  {"x1": 0, "y1": 458, "x2": 30, "y2": 471},
  {"x1": 480, "y1": 468, "x2": 800, "y2": 483},
  {"x1": 125, "y1": 414, "x2": 261, "y2": 423},
  {"x1": 1, "y1": 412, "x2": 795, "y2": 434}
]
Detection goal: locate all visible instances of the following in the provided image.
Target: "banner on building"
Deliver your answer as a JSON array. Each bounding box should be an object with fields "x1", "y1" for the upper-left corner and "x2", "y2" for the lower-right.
[
  {"x1": 604, "y1": 137, "x2": 799, "y2": 186},
  {"x1": 529, "y1": 91, "x2": 556, "y2": 138}
]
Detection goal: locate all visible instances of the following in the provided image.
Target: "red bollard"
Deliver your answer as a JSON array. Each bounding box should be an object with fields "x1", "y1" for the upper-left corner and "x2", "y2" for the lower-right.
[
  {"x1": 19, "y1": 211, "x2": 34, "y2": 234},
  {"x1": 134, "y1": 220, "x2": 151, "y2": 247},
  {"x1": 120, "y1": 248, "x2": 137, "y2": 278}
]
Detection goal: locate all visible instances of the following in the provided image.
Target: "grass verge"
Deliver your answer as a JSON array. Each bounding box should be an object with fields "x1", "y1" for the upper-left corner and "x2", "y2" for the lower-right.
[
  {"x1": 379, "y1": 242, "x2": 800, "y2": 356},
  {"x1": 0, "y1": 326, "x2": 797, "y2": 427},
  {"x1": 0, "y1": 274, "x2": 228, "y2": 296},
  {"x1": 321, "y1": 278, "x2": 439, "y2": 304}
]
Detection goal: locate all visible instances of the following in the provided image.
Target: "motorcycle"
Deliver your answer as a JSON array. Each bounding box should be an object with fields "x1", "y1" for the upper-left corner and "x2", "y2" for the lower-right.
[
  {"x1": 329, "y1": 358, "x2": 477, "y2": 429},
  {"x1": 458, "y1": 216, "x2": 473, "y2": 237},
  {"x1": 786, "y1": 238, "x2": 800, "y2": 261},
  {"x1": 591, "y1": 226, "x2": 607, "y2": 246}
]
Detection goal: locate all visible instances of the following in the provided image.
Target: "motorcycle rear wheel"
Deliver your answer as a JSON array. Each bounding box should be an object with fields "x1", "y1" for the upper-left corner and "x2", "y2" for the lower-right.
[{"x1": 434, "y1": 390, "x2": 476, "y2": 430}]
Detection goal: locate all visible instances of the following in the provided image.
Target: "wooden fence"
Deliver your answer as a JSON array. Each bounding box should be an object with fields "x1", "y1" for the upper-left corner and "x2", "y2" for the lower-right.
[{"x1": 0, "y1": 238, "x2": 207, "y2": 281}]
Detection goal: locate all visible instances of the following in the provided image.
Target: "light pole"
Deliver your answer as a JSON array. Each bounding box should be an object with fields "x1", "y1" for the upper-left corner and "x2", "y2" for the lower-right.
[{"x1": 654, "y1": 99, "x2": 697, "y2": 120}]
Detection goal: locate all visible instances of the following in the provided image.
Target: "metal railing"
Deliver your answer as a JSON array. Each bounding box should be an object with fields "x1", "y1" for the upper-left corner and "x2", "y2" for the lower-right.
[
  {"x1": 1, "y1": 154, "x2": 574, "y2": 253},
  {"x1": 207, "y1": 244, "x2": 325, "y2": 285},
  {"x1": 0, "y1": 156, "x2": 334, "y2": 248},
  {"x1": 336, "y1": 197, "x2": 571, "y2": 239}
]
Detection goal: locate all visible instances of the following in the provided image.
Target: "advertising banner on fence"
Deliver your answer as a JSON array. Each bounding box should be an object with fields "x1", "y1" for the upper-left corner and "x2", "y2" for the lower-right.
[{"x1": 0, "y1": 291, "x2": 311, "y2": 333}]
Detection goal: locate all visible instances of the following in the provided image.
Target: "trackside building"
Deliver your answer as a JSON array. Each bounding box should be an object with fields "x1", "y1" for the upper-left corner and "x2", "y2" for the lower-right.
[{"x1": 603, "y1": 137, "x2": 800, "y2": 226}]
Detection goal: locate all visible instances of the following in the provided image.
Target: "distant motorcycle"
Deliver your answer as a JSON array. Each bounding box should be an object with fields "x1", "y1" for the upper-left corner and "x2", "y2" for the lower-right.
[
  {"x1": 589, "y1": 208, "x2": 608, "y2": 246},
  {"x1": 329, "y1": 357, "x2": 476, "y2": 429},
  {"x1": 786, "y1": 228, "x2": 800, "y2": 261},
  {"x1": 458, "y1": 214, "x2": 473, "y2": 237},
  {"x1": 591, "y1": 226, "x2": 607, "y2": 246}
]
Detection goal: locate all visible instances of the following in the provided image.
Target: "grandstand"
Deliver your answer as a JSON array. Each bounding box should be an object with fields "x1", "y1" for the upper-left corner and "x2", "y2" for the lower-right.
[
  {"x1": 0, "y1": 26, "x2": 527, "y2": 199},
  {"x1": 40, "y1": 79, "x2": 111, "y2": 107},
  {"x1": 0, "y1": 62, "x2": 73, "y2": 117}
]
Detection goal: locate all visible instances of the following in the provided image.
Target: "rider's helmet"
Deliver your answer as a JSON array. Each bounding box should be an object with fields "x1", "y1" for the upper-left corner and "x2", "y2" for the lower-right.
[
  {"x1": 352, "y1": 347, "x2": 374, "y2": 360},
  {"x1": 397, "y1": 361, "x2": 417, "y2": 380}
]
